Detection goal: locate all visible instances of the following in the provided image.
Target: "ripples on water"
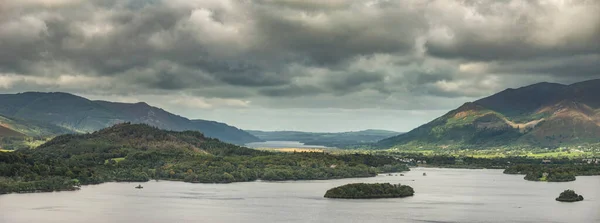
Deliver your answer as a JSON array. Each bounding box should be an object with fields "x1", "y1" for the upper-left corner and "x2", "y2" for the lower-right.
[{"x1": 1, "y1": 168, "x2": 599, "y2": 223}]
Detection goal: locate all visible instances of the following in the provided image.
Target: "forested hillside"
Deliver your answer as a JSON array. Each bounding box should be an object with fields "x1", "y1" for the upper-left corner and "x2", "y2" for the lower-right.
[{"x1": 0, "y1": 123, "x2": 408, "y2": 194}]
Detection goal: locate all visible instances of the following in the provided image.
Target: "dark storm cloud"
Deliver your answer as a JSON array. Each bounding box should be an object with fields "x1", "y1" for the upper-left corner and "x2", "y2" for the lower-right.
[
  {"x1": 424, "y1": 0, "x2": 600, "y2": 61},
  {"x1": 0, "y1": 0, "x2": 599, "y2": 113}
]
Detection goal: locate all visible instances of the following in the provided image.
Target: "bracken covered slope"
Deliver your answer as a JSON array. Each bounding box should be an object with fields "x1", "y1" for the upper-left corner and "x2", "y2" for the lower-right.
[{"x1": 379, "y1": 79, "x2": 600, "y2": 149}]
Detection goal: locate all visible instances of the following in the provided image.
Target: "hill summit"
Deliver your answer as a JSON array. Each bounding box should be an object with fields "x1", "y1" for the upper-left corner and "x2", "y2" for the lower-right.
[
  {"x1": 379, "y1": 79, "x2": 600, "y2": 149},
  {"x1": 38, "y1": 123, "x2": 260, "y2": 156}
]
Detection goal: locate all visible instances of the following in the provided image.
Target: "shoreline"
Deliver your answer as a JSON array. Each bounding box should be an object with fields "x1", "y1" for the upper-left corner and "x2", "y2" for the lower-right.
[
  {"x1": 414, "y1": 164, "x2": 506, "y2": 169},
  {"x1": 1, "y1": 171, "x2": 411, "y2": 196}
]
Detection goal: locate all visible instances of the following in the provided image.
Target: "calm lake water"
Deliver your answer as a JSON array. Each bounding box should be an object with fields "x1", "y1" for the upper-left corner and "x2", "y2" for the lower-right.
[
  {"x1": 245, "y1": 141, "x2": 329, "y2": 149},
  {"x1": 1, "y1": 168, "x2": 599, "y2": 223}
]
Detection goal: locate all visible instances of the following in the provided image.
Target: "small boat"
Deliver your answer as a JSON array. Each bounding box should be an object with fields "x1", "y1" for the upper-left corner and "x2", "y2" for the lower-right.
[
  {"x1": 135, "y1": 184, "x2": 143, "y2": 189},
  {"x1": 400, "y1": 174, "x2": 404, "y2": 176},
  {"x1": 423, "y1": 173, "x2": 427, "y2": 176}
]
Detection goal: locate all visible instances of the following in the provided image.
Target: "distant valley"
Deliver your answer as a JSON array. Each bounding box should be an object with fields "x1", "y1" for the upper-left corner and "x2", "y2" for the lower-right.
[{"x1": 247, "y1": 129, "x2": 402, "y2": 148}]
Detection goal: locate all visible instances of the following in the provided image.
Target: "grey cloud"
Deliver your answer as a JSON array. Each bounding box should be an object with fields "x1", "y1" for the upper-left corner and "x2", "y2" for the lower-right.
[
  {"x1": 424, "y1": 0, "x2": 600, "y2": 61},
  {"x1": 251, "y1": 1, "x2": 426, "y2": 66},
  {"x1": 324, "y1": 71, "x2": 387, "y2": 95},
  {"x1": 259, "y1": 85, "x2": 324, "y2": 97},
  {"x1": 0, "y1": 0, "x2": 599, "y2": 113},
  {"x1": 489, "y1": 54, "x2": 600, "y2": 77}
]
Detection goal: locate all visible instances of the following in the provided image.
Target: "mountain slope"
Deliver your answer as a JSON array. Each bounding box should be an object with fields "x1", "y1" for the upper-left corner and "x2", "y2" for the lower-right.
[
  {"x1": 0, "y1": 92, "x2": 261, "y2": 144},
  {"x1": 379, "y1": 79, "x2": 600, "y2": 149},
  {"x1": 0, "y1": 125, "x2": 25, "y2": 137},
  {"x1": 191, "y1": 120, "x2": 261, "y2": 144},
  {"x1": 0, "y1": 115, "x2": 73, "y2": 137},
  {"x1": 248, "y1": 129, "x2": 402, "y2": 148},
  {"x1": 0, "y1": 114, "x2": 74, "y2": 150}
]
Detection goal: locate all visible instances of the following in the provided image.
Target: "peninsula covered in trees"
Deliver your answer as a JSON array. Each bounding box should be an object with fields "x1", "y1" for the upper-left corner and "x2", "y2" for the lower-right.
[
  {"x1": 0, "y1": 124, "x2": 409, "y2": 194},
  {"x1": 324, "y1": 183, "x2": 414, "y2": 199}
]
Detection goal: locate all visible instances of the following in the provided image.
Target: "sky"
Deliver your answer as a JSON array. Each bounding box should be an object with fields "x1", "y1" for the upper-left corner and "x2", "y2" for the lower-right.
[{"x1": 0, "y1": 0, "x2": 599, "y2": 132}]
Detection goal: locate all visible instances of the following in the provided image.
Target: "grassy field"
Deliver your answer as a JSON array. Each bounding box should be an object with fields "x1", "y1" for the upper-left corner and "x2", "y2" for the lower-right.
[
  {"x1": 104, "y1": 157, "x2": 126, "y2": 164},
  {"x1": 24, "y1": 139, "x2": 48, "y2": 148}
]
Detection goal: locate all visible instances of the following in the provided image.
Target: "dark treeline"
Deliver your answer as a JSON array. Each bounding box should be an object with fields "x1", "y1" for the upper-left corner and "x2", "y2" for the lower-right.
[
  {"x1": 375, "y1": 151, "x2": 594, "y2": 168},
  {"x1": 504, "y1": 164, "x2": 600, "y2": 182},
  {"x1": 373, "y1": 151, "x2": 600, "y2": 182},
  {"x1": 0, "y1": 124, "x2": 409, "y2": 194},
  {"x1": 324, "y1": 183, "x2": 414, "y2": 199}
]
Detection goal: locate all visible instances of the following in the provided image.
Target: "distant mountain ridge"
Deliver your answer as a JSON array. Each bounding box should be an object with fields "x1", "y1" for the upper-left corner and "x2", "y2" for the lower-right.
[
  {"x1": 248, "y1": 129, "x2": 402, "y2": 148},
  {"x1": 379, "y1": 79, "x2": 600, "y2": 149},
  {"x1": 0, "y1": 92, "x2": 261, "y2": 144}
]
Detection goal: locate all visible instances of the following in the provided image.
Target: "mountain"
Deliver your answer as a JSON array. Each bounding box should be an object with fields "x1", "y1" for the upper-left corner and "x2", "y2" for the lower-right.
[
  {"x1": 0, "y1": 92, "x2": 261, "y2": 144},
  {"x1": 248, "y1": 129, "x2": 402, "y2": 148},
  {"x1": 379, "y1": 79, "x2": 600, "y2": 149},
  {"x1": 191, "y1": 120, "x2": 261, "y2": 145}
]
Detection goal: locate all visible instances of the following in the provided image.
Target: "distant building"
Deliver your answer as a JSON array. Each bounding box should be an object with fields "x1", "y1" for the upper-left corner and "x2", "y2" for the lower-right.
[
  {"x1": 541, "y1": 160, "x2": 552, "y2": 164},
  {"x1": 582, "y1": 158, "x2": 599, "y2": 164}
]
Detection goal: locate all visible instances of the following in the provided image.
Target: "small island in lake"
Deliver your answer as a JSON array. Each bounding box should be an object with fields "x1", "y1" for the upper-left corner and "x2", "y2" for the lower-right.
[
  {"x1": 324, "y1": 183, "x2": 414, "y2": 199},
  {"x1": 556, "y1": 190, "x2": 584, "y2": 202}
]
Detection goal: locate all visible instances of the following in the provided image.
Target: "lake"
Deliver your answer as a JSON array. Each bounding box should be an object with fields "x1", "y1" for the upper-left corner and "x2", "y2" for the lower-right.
[
  {"x1": 1, "y1": 168, "x2": 599, "y2": 223},
  {"x1": 245, "y1": 141, "x2": 330, "y2": 149}
]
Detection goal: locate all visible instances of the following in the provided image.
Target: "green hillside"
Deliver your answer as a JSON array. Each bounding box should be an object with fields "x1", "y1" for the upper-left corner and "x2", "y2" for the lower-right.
[
  {"x1": 379, "y1": 79, "x2": 600, "y2": 150},
  {"x1": 0, "y1": 115, "x2": 73, "y2": 150},
  {"x1": 0, "y1": 115, "x2": 73, "y2": 137}
]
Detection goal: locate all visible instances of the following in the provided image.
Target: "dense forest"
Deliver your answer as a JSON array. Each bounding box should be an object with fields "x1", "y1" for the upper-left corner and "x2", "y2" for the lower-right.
[
  {"x1": 503, "y1": 164, "x2": 600, "y2": 182},
  {"x1": 374, "y1": 152, "x2": 573, "y2": 168},
  {"x1": 324, "y1": 183, "x2": 414, "y2": 199},
  {"x1": 0, "y1": 124, "x2": 409, "y2": 194}
]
